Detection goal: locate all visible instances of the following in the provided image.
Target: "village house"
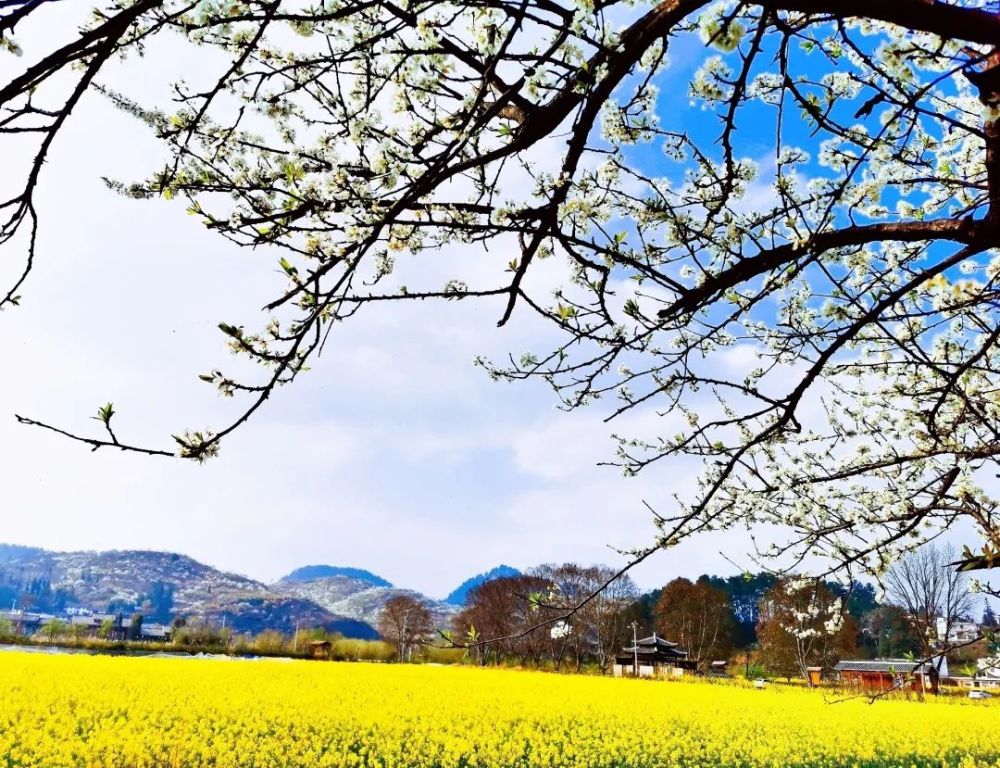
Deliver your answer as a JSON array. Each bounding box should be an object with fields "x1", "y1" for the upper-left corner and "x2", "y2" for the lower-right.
[
  {"x1": 833, "y1": 659, "x2": 941, "y2": 694},
  {"x1": 139, "y1": 623, "x2": 172, "y2": 642},
  {"x1": 0, "y1": 611, "x2": 47, "y2": 636},
  {"x1": 3, "y1": 611, "x2": 172, "y2": 643},
  {"x1": 68, "y1": 614, "x2": 126, "y2": 640},
  {"x1": 306, "y1": 639, "x2": 332, "y2": 659},
  {"x1": 947, "y1": 657, "x2": 1000, "y2": 691},
  {"x1": 935, "y1": 617, "x2": 980, "y2": 646},
  {"x1": 708, "y1": 660, "x2": 729, "y2": 678},
  {"x1": 612, "y1": 634, "x2": 696, "y2": 678}
]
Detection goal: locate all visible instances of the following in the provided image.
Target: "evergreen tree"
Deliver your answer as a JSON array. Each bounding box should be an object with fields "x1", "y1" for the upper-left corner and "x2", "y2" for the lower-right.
[{"x1": 982, "y1": 603, "x2": 997, "y2": 629}]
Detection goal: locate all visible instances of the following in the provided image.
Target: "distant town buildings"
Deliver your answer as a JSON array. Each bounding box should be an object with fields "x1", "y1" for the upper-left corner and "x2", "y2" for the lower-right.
[{"x1": 0, "y1": 611, "x2": 172, "y2": 642}]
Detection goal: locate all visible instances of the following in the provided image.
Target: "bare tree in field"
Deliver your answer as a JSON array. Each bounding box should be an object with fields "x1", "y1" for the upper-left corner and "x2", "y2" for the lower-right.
[
  {"x1": 4, "y1": 1, "x2": 1000, "y2": 593},
  {"x1": 530, "y1": 563, "x2": 591, "y2": 671},
  {"x1": 883, "y1": 544, "x2": 975, "y2": 659},
  {"x1": 452, "y1": 574, "x2": 553, "y2": 666},
  {"x1": 533, "y1": 563, "x2": 639, "y2": 671},
  {"x1": 377, "y1": 595, "x2": 433, "y2": 662},
  {"x1": 654, "y1": 578, "x2": 732, "y2": 670},
  {"x1": 585, "y1": 566, "x2": 639, "y2": 674}
]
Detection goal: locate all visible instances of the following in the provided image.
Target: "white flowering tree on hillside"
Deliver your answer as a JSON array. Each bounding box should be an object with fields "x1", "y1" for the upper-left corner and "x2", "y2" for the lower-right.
[
  {"x1": 3, "y1": 1, "x2": 1000, "y2": 599},
  {"x1": 757, "y1": 578, "x2": 854, "y2": 682}
]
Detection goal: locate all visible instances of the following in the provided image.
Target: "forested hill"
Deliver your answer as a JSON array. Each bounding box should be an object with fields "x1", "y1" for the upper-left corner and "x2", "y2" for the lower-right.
[
  {"x1": 0, "y1": 545, "x2": 470, "y2": 636},
  {"x1": 444, "y1": 565, "x2": 521, "y2": 606},
  {"x1": 0, "y1": 545, "x2": 381, "y2": 637},
  {"x1": 279, "y1": 565, "x2": 392, "y2": 587}
]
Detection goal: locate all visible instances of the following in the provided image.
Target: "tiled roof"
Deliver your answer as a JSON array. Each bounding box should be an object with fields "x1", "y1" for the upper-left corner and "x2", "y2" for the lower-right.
[
  {"x1": 0, "y1": 612, "x2": 44, "y2": 622},
  {"x1": 834, "y1": 659, "x2": 935, "y2": 674},
  {"x1": 623, "y1": 634, "x2": 685, "y2": 654},
  {"x1": 638, "y1": 634, "x2": 679, "y2": 647}
]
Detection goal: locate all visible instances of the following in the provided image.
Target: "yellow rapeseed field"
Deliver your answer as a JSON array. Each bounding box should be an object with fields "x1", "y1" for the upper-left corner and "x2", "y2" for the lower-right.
[{"x1": 0, "y1": 650, "x2": 998, "y2": 768}]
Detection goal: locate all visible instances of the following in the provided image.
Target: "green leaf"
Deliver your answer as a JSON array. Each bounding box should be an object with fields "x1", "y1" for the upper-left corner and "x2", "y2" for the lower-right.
[{"x1": 95, "y1": 402, "x2": 115, "y2": 425}]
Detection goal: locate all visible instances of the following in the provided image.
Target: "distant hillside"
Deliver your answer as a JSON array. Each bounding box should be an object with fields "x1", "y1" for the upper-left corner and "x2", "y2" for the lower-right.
[
  {"x1": 0, "y1": 546, "x2": 376, "y2": 639},
  {"x1": 0, "y1": 543, "x2": 45, "y2": 564},
  {"x1": 204, "y1": 597, "x2": 379, "y2": 639},
  {"x1": 274, "y1": 576, "x2": 456, "y2": 628},
  {"x1": 445, "y1": 565, "x2": 521, "y2": 606},
  {"x1": 279, "y1": 565, "x2": 392, "y2": 588}
]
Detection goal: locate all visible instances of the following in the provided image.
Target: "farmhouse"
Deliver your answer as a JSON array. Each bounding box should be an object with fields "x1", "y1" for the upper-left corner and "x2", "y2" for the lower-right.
[
  {"x1": 708, "y1": 660, "x2": 729, "y2": 677},
  {"x1": 68, "y1": 614, "x2": 126, "y2": 640},
  {"x1": 935, "y1": 617, "x2": 980, "y2": 645},
  {"x1": 139, "y1": 623, "x2": 172, "y2": 641},
  {"x1": 306, "y1": 639, "x2": 332, "y2": 659},
  {"x1": 834, "y1": 659, "x2": 940, "y2": 694},
  {"x1": 612, "y1": 634, "x2": 696, "y2": 678},
  {"x1": 947, "y1": 657, "x2": 1000, "y2": 691},
  {"x1": 0, "y1": 611, "x2": 46, "y2": 636}
]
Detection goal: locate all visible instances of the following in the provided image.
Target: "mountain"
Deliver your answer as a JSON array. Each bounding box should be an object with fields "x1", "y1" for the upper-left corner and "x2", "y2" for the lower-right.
[
  {"x1": 275, "y1": 575, "x2": 381, "y2": 606},
  {"x1": 0, "y1": 543, "x2": 476, "y2": 636},
  {"x1": 0, "y1": 543, "x2": 45, "y2": 564},
  {"x1": 444, "y1": 565, "x2": 521, "y2": 606},
  {"x1": 273, "y1": 576, "x2": 457, "y2": 628},
  {"x1": 0, "y1": 547, "x2": 268, "y2": 614},
  {"x1": 0, "y1": 545, "x2": 374, "y2": 638},
  {"x1": 204, "y1": 597, "x2": 378, "y2": 639},
  {"x1": 279, "y1": 565, "x2": 392, "y2": 588}
]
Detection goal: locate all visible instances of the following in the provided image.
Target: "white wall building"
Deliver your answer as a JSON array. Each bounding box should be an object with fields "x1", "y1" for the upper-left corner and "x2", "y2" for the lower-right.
[{"x1": 935, "y1": 617, "x2": 980, "y2": 645}]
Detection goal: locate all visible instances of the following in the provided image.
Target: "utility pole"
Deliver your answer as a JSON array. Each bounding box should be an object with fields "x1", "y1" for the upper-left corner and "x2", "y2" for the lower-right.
[{"x1": 630, "y1": 621, "x2": 639, "y2": 677}]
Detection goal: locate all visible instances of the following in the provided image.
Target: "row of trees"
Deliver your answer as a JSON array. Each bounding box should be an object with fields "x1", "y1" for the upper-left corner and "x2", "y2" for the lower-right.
[
  {"x1": 0, "y1": 577, "x2": 72, "y2": 615},
  {"x1": 383, "y1": 564, "x2": 638, "y2": 672},
  {"x1": 651, "y1": 546, "x2": 984, "y2": 677},
  {"x1": 375, "y1": 567, "x2": 847, "y2": 675},
  {"x1": 379, "y1": 546, "x2": 985, "y2": 680},
  {"x1": 457, "y1": 564, "x2": 637, "y2": 672},
  {"x1": 0, "y1": 612, "x2": 406, "y2": 661}
]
